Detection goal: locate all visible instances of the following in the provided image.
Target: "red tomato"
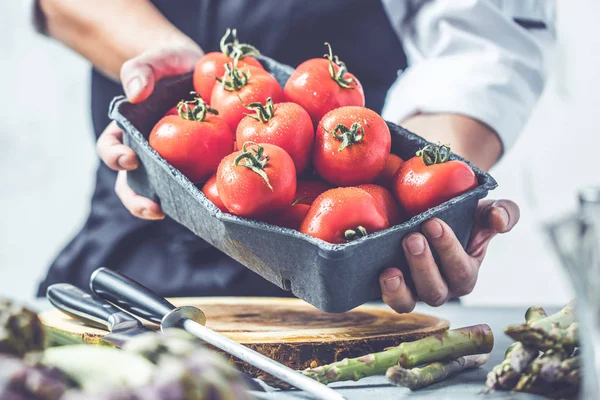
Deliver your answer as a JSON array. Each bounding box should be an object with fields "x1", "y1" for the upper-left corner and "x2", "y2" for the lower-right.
[
  {"x1": 269, "y1": 203, "x2": 310, "y2": 230},
  {"x1": 216, "y1": 143, "x2": 296, "y2": 218},
  {"x1": 300, "y1": 187, "x2": 389, "y2": 244},
  {"x1": 233, "y1": 141, "x2": 238, "y2": 152},
  {"x1": 149, "y1": 97, "x2": 233, "y2": 184},
  {"x1": 356, "y1": 184, "x2": 403, "y2": 226},
  {"x1": 284, "y1": 43, "x2": 365, "y2": 127},
  {"x1": 211, "y1": 64, "x2": 283, "y2": 132},
  {"x1": 393, "y1": 144, "x2": 478, "y2": 217},
  {"x1": 294, "y1": 180, "x2": 332, "y2": 205},
  {"x1": 313, "y1": 106, "x2": 391, "y2": 186},
  {"x1": 236, "y1": 98, "x2": 314, "y2": 173},
  {"x1": 201, "y1": 174, "x2": 228, "y2": 213},
  {"x1": 375, "y1": 154, "x2": 404, "y2": 188},
  {"x1": 193, "y1": 29, "x2": 263, "y2": 101}
]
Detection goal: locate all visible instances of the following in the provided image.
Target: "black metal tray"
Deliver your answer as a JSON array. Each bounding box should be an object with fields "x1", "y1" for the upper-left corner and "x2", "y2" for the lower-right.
[{"x1": 109, "y1": 55, "x2": 497, "y2": 313}]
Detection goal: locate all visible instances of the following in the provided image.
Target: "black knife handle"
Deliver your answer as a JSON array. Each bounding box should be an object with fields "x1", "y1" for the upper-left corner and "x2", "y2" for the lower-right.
[
  {"x1": 47, "y1": 283, "x2": 141, "y2": 332},
  {"x1": 90, "y1": 267, "x2": 175, "y2": 325}
]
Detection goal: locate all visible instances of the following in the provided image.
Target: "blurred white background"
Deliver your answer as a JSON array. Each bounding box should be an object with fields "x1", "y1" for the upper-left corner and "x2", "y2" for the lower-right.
[{"x1": 1, "y1": 1, "x2": 597, "y2": 307}]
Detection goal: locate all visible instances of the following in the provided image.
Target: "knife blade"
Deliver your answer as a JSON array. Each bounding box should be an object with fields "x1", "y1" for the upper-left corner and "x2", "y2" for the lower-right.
[
  {"x1": 47, "y1": 283, "x2": 268, "y2": 393},
  {"x1": 90, "y1": 267, "x2": 345, "y2": 400},
  {"x1": 46, "y1": 283, "x2": 151, "y2": 347}
]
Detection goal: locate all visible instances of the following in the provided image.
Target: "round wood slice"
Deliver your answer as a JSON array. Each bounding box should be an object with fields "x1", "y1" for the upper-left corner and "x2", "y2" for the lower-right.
[{"x1": 40, "y1": 297, "x2": 448, "y2": 384}]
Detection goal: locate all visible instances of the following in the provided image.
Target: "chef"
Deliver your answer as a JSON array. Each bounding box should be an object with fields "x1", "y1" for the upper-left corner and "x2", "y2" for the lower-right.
[{"x1": 33, "y1": 0, "x2": 553, "y2": 313}]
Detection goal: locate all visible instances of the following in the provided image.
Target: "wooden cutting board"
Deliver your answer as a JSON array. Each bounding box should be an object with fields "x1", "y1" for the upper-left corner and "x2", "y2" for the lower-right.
[{"x1": 40, "y1": 297, "x2": 448, "y2": 382}]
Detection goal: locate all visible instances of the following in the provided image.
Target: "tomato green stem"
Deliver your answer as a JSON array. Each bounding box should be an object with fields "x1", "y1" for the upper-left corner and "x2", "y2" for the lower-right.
[
  {"x1": 233, "y1": 142, "x2": 273, "y2": 190},
  {"x1": 244, "y1": 97, "x2": 275, "y2": 123},
  {"x1": 344, "y1": 226, "x2": 368, "y2": 242},
  {"x1": 216, "y1": 60, "x2": 250, "y2": 91},
  {"x1": 323, "y1": 42, "x2": 356, "y2": 89},
  {"x1": 219, "y1": 28, "x2": 261, "y2": 59},
  {"x1": 177, "y1": 92, "x2": 218, "y2": 122},
  {"x1": 330, "y1": 122, "x2": 365, "y2": 152},
  {"x1": 416, "y1": 144, "x2": 452, "y2": 166}
]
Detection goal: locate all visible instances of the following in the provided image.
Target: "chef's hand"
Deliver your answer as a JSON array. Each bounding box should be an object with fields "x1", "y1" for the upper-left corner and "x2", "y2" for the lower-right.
[
  {"x1": 379, "y1": 199, "x2": 520, "y2": 313},
  {"x1": 96, "y1": 47, "x2": 203, "y2": 219}
]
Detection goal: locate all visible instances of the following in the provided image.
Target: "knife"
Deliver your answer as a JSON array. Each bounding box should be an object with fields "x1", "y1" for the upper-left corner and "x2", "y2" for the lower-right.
[
  {"x1": 46, "y1": 283, "x2": 151, "y2": 348},
  {"x1": 47, "y1": 283, "x2": 269, "y2": 393},
  {"x1": 90, "y1": 267, "x2": 345, "y2": 400}
]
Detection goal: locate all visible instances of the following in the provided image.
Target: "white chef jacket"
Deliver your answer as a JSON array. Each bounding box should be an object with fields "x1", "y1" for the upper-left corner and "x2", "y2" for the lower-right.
[{"x1": 380, "y1": 0, "x2": 555, "y2": 153}]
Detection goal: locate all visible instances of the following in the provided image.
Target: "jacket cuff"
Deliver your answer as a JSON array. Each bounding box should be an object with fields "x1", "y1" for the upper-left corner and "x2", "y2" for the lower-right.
[{"x1": 381, "y1": 56, "x2": 543, "y2": 155}]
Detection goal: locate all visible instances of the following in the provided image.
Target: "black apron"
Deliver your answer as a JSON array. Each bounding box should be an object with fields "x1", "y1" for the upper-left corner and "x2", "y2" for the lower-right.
[{"x1": 36, "y1": 0, "x2": 407, "y2": 298}]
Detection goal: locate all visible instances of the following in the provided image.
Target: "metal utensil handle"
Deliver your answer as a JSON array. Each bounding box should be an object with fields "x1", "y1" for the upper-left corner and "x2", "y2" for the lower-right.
[
  {"x1": 89, "y1": 268, "x2": 344, "y2": 400},
  {"x1": 90, "y1": 267, "x2": 175, "y2": 324},
  {"x1": 47, "y1": 283, "x2": 139, "y2": 331},
  {"x1": 184, "y1": 320, "x2": 345, "y2": 400}
]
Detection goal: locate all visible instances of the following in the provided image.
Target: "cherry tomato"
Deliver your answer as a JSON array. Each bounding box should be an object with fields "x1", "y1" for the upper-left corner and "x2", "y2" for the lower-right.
[
  {"x1": 284, "y1": 43, "x2": 364, "y2": 127},
  {"x1": 375, "y1": 154, "x2": 404, "y2": 189},
  {"x1": 294, "y1": 180, "x2": 332, "y2": 205},
  {"x1": 193, "y1": 29, "x2": 263, "y2": 102},
  {"x1": 149, "y1": 96, "x2": 233, "y2": 184},
  {"x1": 201, "y1": 174, "x2": 228, "y2": 213},
  {"x1": 268, "y1": 202, "x2": 310, "y2": 230},
  {"x1": 356, "y1": 184, "x2": 403, "y2": 226},
  {"x1": 393, "y1": 144, "x2": 478, "y2": 217},
  {"x1": 300, "y1": 187, "x2": 389, "y2": 244},
  {"x1": 313, "y1": 106, "x2": 391, "y2": 186},
  {"x1": 236, "y1": 98, "x2": 313, "y2": 174},
  {"x1": 216, "y1": 142, "x2": 296, "y2": 218},
  {"x1": 211, "y1": 64, "x2": 283, "y2": 132}
]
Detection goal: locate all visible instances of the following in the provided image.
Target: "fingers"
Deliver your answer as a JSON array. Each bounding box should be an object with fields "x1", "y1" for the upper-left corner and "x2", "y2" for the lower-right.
[
  {"x1": 485, "y1": 200, "x2": 520, "y2": 233},
  {"x1": 96, "y1": 121, "x2": 139, "y2": 171},
  {"x1": 120, "y1": 47, "x2": 203, "y2": 103},
  {"x1": 99, "y1": 125, "x2": 164, "y2": 221},
  {"x1": 115, "y1": 171, "x2": 165, "y2": 220},
  {"x1": 422, "y1": 219, "x2": 478, "y2": 297},
  {"x1": 379, "y1": 268, "x2": 417, "y2": 313},
  {"x1": 468, "y1": 200, "x2": 521, "y2": 261},
  {"x1": 402, "y1": 234, "x2": 449, "y2": 306}
]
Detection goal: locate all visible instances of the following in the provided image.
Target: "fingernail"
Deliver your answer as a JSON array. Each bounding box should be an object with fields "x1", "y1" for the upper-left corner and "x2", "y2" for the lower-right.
[
  {"x1": 117, "y1": 154, "x2": 138, "y2": 170},
  {"x1": 126, "y1": 77, "x2": 143, "y2": 99},
  {"x1": 141, "y1": 209, "x2": 154, "y2": 219},
  {"x1": 496, "y1": 206, "x2": 509, "y2": 226},
  {"x1": 384, "y1": 276, "x2": 401, "y2": 292},
  {"x1": 424, "y1": 220, "x2": 443, "y2": 239},
  {"x1": 406, "y1": 235, "x2": 425, "y2": 256},
  {"x1": 141, "y1": 209, "x2": 165, "y2": 220}
]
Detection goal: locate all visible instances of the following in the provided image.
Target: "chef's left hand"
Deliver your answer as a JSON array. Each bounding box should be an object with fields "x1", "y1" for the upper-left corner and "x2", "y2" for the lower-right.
[{"x1": 378, "y1": 199, "x2": 520, "y2": 313}]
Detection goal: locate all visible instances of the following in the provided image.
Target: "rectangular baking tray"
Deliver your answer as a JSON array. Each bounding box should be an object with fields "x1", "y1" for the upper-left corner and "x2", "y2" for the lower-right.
[{"x1": 109, "y1": 55, "x2": 497, "y2": 313}]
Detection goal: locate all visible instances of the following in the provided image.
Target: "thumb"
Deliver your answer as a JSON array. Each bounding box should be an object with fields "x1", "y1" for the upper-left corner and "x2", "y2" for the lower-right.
[
  {"x1": 120, "y1": 47, "x2": 203, "y2": 103},
  {"x1": 467, "y1": 199, "x2": 520, "y2": 261}
]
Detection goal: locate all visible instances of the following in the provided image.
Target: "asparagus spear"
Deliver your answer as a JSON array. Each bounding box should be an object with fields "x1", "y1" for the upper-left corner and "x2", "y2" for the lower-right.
[
  {"x1": 302, "y1": 324, "x2": 494, "y2": 385},
  {"x1": 513, "y1": 351, "x2": 580, "y2": 398},
  {"x1": 525, "y1": 306, "x2": 548, "y2": 323},
  {"x1": 485, "y1": 305, "x2": 547, "y2": 391},
  {"x1": 538, "y1": 355, "x2": 580, "y2": 384},
  {"x1": 504, "y1": 300, "x2": 578, "y2": 352},
  {"x1": 387, "y1": 353, "x2": 490, "y2": 390},
  {"x1": 513, "y1": 350, "x2": 565, "y2": 392}
]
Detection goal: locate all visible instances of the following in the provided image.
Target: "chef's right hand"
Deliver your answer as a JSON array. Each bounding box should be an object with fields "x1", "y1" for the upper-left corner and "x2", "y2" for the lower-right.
[{"x1": 96, "y1": 47, "x2": 204, "y2": 220}]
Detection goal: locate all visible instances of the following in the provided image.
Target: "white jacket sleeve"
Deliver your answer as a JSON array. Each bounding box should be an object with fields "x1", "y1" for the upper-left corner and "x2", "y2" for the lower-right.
[{"x1": 381, "y1": 0, "x2": 555, "y2": 153}]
